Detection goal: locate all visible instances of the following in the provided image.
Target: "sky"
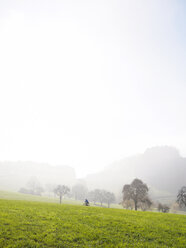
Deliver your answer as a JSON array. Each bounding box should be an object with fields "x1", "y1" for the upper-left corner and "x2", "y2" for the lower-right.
[{"x1": 0, "y1": 0, "x2": 186, "y2": 177}]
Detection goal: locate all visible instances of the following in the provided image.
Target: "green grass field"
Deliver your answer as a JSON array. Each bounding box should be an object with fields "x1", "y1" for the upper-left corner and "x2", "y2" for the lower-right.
[
  {"x1": 0, "y1": 190, "x2": 121, "y2": 209},
  {"x1": 0, "y1": 190, "x2": 81, "y2": 205},
  {"x1": 0, "y1": 198, "x2": 185, "y2": 248}
]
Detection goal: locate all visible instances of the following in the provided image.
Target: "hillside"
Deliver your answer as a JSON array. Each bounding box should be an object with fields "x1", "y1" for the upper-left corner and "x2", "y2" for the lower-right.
[
  {"x1": 0, "y1": 146, "x2": 185, "y2": 203},
  {"x1": 85, "y1": 146, "x2": 186, "y2": 201},
  {"x1": 0, "y1": 199, "x2": 185, "y2": 247}
]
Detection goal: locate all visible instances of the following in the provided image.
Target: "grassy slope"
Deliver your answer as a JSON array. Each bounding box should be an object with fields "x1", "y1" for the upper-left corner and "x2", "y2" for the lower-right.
[
  {"x1": 0, "y1": 190, "x2": 82, "y2": 205},
  {"x1": 0, "y1": 190, "x2": 120, "y2": 208},
  {"x1": 0, "y1": 199, "x2": 185, "y2": 248}
]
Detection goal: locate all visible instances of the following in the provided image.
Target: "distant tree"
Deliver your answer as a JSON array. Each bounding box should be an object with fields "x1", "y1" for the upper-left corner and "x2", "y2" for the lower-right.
[
  {"x1": 89, "y1": 189, "x2": 115, "y2": 208},
  {"x1": 89, "y1": 189, "x2": 104, "y2": 206},
  {"x1": 122, "y1": 184, "x2": 131, "y2": 203},
  {"x1": 93, "y1": 189, "x2": 104, "y2": 206},
  {"x1": 177, "y1": 186, "x2": 186, "y2": 208},
  {"x1": 170, "y1": 202, "x2": 180, "y2": 213},
  {"x1": 72, "y1": 184, "x2": 88, "y2": 200},
  {"x1": 54, "y1": 185, "x2": 70, "y2": 204},
  {"x1": 122, "y1": 178, "x2": 150, "y2": 211},
  {"x1": 158, "y1": 203, "x2": 163, "y2": 212},
  {"x1": 88, "y1": 190, "x2": 97, "y2": 204},
  {"x1": 34, "y1": 186, "x2": 44, "y2": 196},
  {"x1": 163, "y1": 205, "x2": 170, "y2": 213},
  {"x1": 45, "y1": 184, "x2": 56, "y2": 197},
  {"x1": 19, "y1": 188, "x2": 31, "y2": 195},
  {"x1": 103, "y1": 191, "x2": 115, "y2": 208},
  {"x1": 122, "y1": 199, "x2": 134, "y2": 210},
  {"x1": 140, "y1": 197, "x2": 152, "y2": 211},
  {"x1": 24, "y1": 177, "x2": 44, "y2": 196},
  {"x1": 158, "y1": 203, "x2": 170, "y2": 213}
]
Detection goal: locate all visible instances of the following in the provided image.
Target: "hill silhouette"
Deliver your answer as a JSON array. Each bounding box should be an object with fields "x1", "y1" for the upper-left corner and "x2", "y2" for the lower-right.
[
  {"x1": 85, "y1": 146, "x2": 186, "y2": 201},
  {"x1": 0, "y1": 146, "x2": 185, "y2": 203},
  {"x1": 0, "y1": 161, "x2": 76, "y2": 191}
]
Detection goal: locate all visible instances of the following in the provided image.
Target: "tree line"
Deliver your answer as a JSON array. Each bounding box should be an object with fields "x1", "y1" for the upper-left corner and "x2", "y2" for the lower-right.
[
  {"x1": 19, "y1": 177, "x2": 186, "y2": 212},
  {"x1": 54, "y1": 185, "x2": 115, "y2": 207},
  {"x1": 18, "y1": 178, "x2": 116, "y2": 208},
  {"x1": 122, "y1": 178, "x2": 186, "y2": 213}
]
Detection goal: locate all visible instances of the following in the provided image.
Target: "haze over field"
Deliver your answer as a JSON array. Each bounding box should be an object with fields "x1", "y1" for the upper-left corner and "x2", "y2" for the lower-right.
[
  {"x1": 0, "y1": 146, "x2": 185, "y2": 205},
  {"x1": 1, "y1": 2, "x2": 186, "y2": 248},
  {"x1": 0, "y1": 0, "x2": 186, "y2": 178}
]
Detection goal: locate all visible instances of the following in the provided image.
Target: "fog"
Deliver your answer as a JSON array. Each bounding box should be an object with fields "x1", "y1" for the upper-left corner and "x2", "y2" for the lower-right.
[
  {"x1": 0, "y1": 0, "x2": 186, "y2": 195},
  {"x1": 0, "y1": 146, "x2": 185, "y2": 205}
]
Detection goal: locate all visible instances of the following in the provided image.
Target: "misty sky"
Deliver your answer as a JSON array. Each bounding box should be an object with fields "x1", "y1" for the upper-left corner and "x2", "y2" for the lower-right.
[{"x1": 0, "y1": 0, "x2": 186, "y2": 177}]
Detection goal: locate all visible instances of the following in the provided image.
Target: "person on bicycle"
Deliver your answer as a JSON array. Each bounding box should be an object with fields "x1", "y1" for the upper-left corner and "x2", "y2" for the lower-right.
[{"x1": 84, "y1": 199, "x2": 89, "y2": 206}]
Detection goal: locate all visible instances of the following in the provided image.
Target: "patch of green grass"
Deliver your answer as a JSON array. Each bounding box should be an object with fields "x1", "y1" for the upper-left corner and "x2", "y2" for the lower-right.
[
  {"x1": 0, "y1": 199, "x2": 185, "y2": 247},
  {"x1": 0, "y1": 190, "x2": 121, "y2": 208},
  {"x1": 0, "y1": 190, "x2": 82, "y2": 205}
]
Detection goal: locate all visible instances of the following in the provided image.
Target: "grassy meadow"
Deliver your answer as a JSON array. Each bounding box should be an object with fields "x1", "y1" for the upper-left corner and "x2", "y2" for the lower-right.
[
  {"x1": 0, "y1": 190, "x2": 81, "y2": 205},
  {"x1": 0, "y1": 190, "x2": 121, "y2": 209},
  {"x1": 0, "y1": 196, "x2": 185, "y2": 247}
]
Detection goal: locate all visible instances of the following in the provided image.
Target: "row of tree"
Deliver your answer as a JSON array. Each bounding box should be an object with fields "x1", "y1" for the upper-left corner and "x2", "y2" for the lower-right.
[
  {"x1": 18, "y1": 177, "x2": 116, "y2": 207},
  {"x1": 122, "y1": 178, "x2": 186, "y2": 212},
  {"x1": 88, "y1": 189, "x2": 115, "y2": 208},
  {"x1": 19, "y1": 177, "x2": 44, "y2": 196},
  {"x1": 19, "y1": 177, "x2": 186, "y2": 212},
  {"x1": 54, "y1": 185, "x2": 116, "y2": 207},
  {"x1": 71, "y1": 184, "x2": 116, "y2": 207}
]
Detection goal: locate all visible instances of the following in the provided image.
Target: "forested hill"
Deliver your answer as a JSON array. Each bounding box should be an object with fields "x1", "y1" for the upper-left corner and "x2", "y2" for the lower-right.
[
  {"x1": 85, "y1": 146, "x2": 186, "y2": 198},
  {"x1": 1, "y1": 146, "x2": 185, "y2": 201}
]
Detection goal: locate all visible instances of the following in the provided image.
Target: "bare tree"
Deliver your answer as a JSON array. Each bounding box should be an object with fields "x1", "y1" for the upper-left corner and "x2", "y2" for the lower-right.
[
  {"x1": 177, "y1": 186, "x2": 186, "y2": 208},
  {"x1": 170, "y1": 202, "x2": 180, "y2": 213},
  {"x1": 158, "y1": 203, "x2": 163, "y2": 212},
  {"x1": 158, "y1": 203, "x2": 170, "y2": 213},
  {"x1": 122, "y1": 178, "x2": 150, "y2": 211},
  {"x1": 162, "y1": 205, "x2": 170, "y2": 213},
  {"x1": 103, "y1": 191, "x2": 115, "y2": 208},
  {"x1": 88, "y1": 190, "x2": 97, "y2": 204},
  {"x1": 140, "y1": 197, "x2": 152, "y2": 211},
  {"x1": 22, "y1": 177, "x2": 44, "y2": 196},
  {"x1": 45, "y1": 184, "x2": 56, "y2": 197},
  {"x1": 89, "y1": 189, "x2": 115, "y2": 208},
  {"x1": 94, "y1": 189, "x2": 104, "y2": 206},
  {"x1": 72, "y1": 184, "x2": 88, "y2": 200},
  {"x1": 54, "y1": 185, "x2": 70, "y2": 204}
]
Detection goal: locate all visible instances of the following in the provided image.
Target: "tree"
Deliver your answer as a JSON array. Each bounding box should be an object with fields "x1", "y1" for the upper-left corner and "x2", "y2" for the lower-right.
[
  {"x1": 54, "y1": 185, "x2": 70, "y2": 204},
  {"x1": 89, "y1": 189, "x2": 116, "y2": 207},
  {"x1": 162, "y1": 205, "x2": 170, "y2": 213},
  {"x1": 158, "y1": 203, "x2": 170, "y2": 213},
  {"x1": 103, "y1": 191, "x2": 115, "y2": 208},
  {"x1": 122, "y1": 178, "x2": 150, "y2": 211},
  {"x1": 170, "y1": 202, "x2": 180, "y2": 213},
  {"x1": 177, "y1": 186, "x2": 186, "y2": 208},
  {"x1": 88, "y1": 190, "x2": 97, "y2": 204},
  {"x1": 122, "y1": 199, "x2": 134, "y2": 210},
  {"x1": 140, "y1": 197, "x2": 152, "y2": 211},
  {"x1": 72, "y1": 184, "x2": 88, "y2": 200},
  {"x1": 25, "y1": 177, "x2": 44, "y2": 196},
  {"x1": 158, "y1": 203, "x2": 163, "y2": 212},
  {"x1": 94, "y1": 189, "x2": 104, "y2": 206},
  {"x1": 45, "y1": 184, "x2": 56, "y2": 197}
]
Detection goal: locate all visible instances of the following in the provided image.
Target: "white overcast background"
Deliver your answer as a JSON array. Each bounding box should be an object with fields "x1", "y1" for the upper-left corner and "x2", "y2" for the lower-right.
[{"x1": 0, "y1": 0, "x2": 186, "y2": 177}]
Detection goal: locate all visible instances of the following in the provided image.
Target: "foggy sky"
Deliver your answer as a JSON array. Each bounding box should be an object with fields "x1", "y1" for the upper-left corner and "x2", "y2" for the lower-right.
[{"x1": 0, "y1": 0, "x2": 186, "y2": 177}]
